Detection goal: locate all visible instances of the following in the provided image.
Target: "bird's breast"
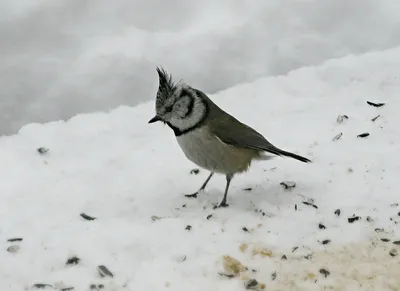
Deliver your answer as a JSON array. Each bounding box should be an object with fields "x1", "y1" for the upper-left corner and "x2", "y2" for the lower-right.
[{"x1": 175, "y1": 126, "x2": 256, "y2": 174}]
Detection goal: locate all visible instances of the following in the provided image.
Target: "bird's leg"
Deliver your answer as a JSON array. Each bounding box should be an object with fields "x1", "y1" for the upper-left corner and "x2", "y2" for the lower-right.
[
  {"x1": 217, "y1": 174, "x2": 233, "y2": 208},
  {"x1": 185, "y1": 172, "x2": 214, "y2": 199}
]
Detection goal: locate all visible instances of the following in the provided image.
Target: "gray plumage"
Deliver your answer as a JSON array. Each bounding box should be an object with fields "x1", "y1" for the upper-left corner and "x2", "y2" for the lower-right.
[{"x1": 149, "y1": 67, "x2": 311, "y2": 207}]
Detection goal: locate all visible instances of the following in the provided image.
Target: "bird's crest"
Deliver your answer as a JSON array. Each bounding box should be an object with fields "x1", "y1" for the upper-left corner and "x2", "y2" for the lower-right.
[{"x1": 156, "y1": 67, "x2": 175, "y2": 108}]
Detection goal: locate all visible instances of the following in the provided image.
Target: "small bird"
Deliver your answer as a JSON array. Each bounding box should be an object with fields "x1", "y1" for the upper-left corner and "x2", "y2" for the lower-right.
[{"x1": 149, "y1": 67, "x2": 311, "y2": 208}]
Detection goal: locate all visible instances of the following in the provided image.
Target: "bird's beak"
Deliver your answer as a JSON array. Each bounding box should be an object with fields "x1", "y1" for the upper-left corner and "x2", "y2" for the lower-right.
[{"x1": 148, "y1": 115, "x2": 162, "y2": 124}]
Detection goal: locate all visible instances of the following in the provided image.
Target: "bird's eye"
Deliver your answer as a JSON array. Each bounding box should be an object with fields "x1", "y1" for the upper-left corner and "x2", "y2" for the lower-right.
[{"x1": 165, "y1": 105, "x2": 173, "y2": 112}]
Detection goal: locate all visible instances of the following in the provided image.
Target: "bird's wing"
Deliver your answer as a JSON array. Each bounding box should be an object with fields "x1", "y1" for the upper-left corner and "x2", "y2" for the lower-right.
[{"x1": 208, "y1": 113, "x2": 311, "y2": 163}]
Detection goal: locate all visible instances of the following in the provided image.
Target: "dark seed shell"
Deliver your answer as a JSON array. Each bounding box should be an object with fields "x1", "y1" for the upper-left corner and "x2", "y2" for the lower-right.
[
  {"x1": 97, "y1": 265, "x2": 113, "y2": 277},
  {"x1": 348, "y1": 216, "x2": 361, "y2": 223},
  {"x1": 334, "y1": 209, "x2": 341, "y2": 216},
  {"x1": 66, "y1": 256, "x2": 80, "y2": 265},
  {"x1": 7, "y1": 237, "x2": 23, "y2": 242},
  {"x1": 302, "y1": 201, "x2": 318, "y2": 209},
  {"x1": 280, "y1": 181, "x2": 296, "y2": 189},
  {"x1": 218, "y1": 272, "x2": 235, "y2": 278},
  {"x1": 190, "y1": 169, "x2": 200, "y2": 175},
  {"x1": 271, "y1": 271, "x2": 277, "y2": 280},
  {"x1": 371, "y1": 115, "x2": 380, "y2": 122},
  {"x1": 367, "y1": 101, "x2": 385, "y2": 107},
  {"x1": 357, "y1": 133, "x2": 370, "y2": 138},
  {"x1": 37, "y1": 147, "x2": 49, "y2": 154},
  {"x1": 80, "y1": 213, "x2": 96, "y2": 221},
  {"x1": 32, "y1": 283, "x2": 53, "y2": 289},
  {"x1": 244, "y1": 279, "x2": 259, "y2": 289},
  {"x1": 319, "y1": 268, "x2": 330, "y2": 277},
  {"x1": 319, "y1": 223, "x2": 326, "y2": 229}
]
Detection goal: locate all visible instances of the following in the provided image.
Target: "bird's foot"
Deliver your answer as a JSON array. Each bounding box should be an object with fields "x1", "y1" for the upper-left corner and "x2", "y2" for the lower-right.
[
  {"x1": 184, "y1": 192, "x2": 198, "y2": 199},
  {"x1": 213, "y1": 201, "x2": 229, "y2": 209}
]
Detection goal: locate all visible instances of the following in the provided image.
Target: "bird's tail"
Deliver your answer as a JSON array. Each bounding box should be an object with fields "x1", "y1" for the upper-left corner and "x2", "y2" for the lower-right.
[{"x1": 274, "y1": 148, "x2": 312, "y2": 163}]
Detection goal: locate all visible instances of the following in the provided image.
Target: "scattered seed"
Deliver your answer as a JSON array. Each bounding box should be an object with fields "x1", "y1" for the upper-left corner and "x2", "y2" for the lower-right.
[
  {"x1": 393, "y1": 241, "x2": 400, "y2": 245},
  {"x1": 398, "y1": 212, "x2": 400, "y2": 216},
  {"x1": 80, "y1": 213, "x2": 96, "y2": 221},
  {"x1": 244, "y1": 279, "x2": 259, "y2": 290},
  {"x1": 66, "y1": 256, "x2": 80, "y2": 265},
  {"x1": 367, "y1": 101, "x2": 385, "y2": 107},
  {"x1": 381, "y1": 238, "x2": 390, "y2": 242},
  {"x1": 337, "y1": 115, "x2": 349, "y2": 124},
  {"x1": 37, "y1": 147, "x2": 49, "y2": 154},
  {"x1": 178, "y1": 255, "x2": 186, "y2": 262},
  {"x1": 90, "y1": 285, "x2": 97, "y2": 290},
  {"x1": 391, "y1": 203, "x2": 399, "y2": 207},
  {"x1": 281, "y1": 255, "x2": 287, "y2": 260},
  {"x1": 348, "y1": 215, "x2": 361, "y2": 223},
  {"x1": 321, "y1": 239, "x2": 331, "y2": 245},
  {"x1": 303, "y1": 254, "x2": 313, "y2": 260},
  {"x1": 280, "y1": 181, "x2": 296, "y2": 189},
  {"x1": 389, "y1": 249, "x2": 398, "y2": 257},
  {"x1": 271, "y1": 271, "x2": 277, "y2": 281},
  {"x1": 371, "y1": 115, "x2": 380, "y2": 122},
  {"x1": 366, "y1": 216, "x2": 373, "y2": 222},
  {"x1": 218, "y1": 272, "x2": 235, "y2": 278},
  {"x1": 206, "y1": 214, "x2": 213, "y2": 220},
  {"x1": 190, "y1": 169, "x2": 200, "y2": 175},
  {"x1": 242, "y1": 227, "x2": 249, "y2": 232},
  {"x1": 295, "y1": 204, "x2": 298, "y2": 211},
  {"x1": 7, "y1": 237, "x2": 23, "y2": 242},
  {"x1": 251, "y1": 269, "x2": 257, "y2": 273},
  {"x1": 319, "y1": 268, "x2": 330, "y2": 278},
  {"x1": 292, "y1": 246, "x2": 299, "y2": 253},
  {"x1": 32, "y1": 283, "x2": 53, "y2": 289},
  {"x1": 332, "y1": 132, "x2": 343, "y2": 141},
  {"x1": 185, "y1": 225, "x2": 192, "y2": 231},
  {"x1": 302, "y1": 201, "x2": 318, "y2": 209},
  {"x1": 357, "y1": 133, "x2": 370, "y2": 138},
  {"x1": 334, "y1": 209, "x2": 341, "y2": 216},
  {"x1": 7, "y1": 245, "x2": 20, "y2": 253},
  {"x1": 182, "y1": 204, "x2": 186, "y2": 208},
  {"x1": 61, "y1": 288, "x2": 74, "y2": 291},
  {"x1": 243, "y1": 188, "x2": 252, "y2": 191},
  {"x1": 319, "y1": 223, "x2": 326, "y2": 230},
  {"x1": 151, "y1": 215, "x2": 162, "y2": 221},
  {"x1": 97, "y1": 265, "x2": 113, "y2": 278},
  {"x1": 375, "y1": 228, "x2": 385, "y2": 233},
  {"x1": 98, "y1": 285, "x2": 104, "y2": 289}
]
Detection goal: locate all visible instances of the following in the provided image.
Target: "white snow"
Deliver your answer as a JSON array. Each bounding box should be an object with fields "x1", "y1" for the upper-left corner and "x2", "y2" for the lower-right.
[
  {"x1": 1, "y1": 0, "x2": 400, "y2": 135},
  {"x1": 1, "y1": 46, "x2": 400, "y2": 290}
]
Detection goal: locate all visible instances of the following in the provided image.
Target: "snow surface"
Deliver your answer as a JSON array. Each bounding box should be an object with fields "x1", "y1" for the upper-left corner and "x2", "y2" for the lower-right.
[
  {"x1": 1, "y1": 0, "x2": 400, "y2": 135},
  {"x1": 1, "y1": 46, "x2": 400, "y2": 290}
]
